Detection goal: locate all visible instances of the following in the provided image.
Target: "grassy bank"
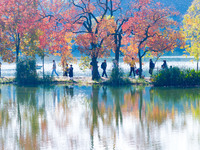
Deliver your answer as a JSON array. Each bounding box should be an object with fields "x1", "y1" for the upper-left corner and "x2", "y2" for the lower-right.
[{"x1": 0, "y1": 76, "x2": 150, "y2": 86}]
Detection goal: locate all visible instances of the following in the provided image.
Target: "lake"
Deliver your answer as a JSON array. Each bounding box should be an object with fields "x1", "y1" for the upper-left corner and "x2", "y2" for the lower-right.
[{"x1": 0, "y1": 84, "x2": 200, "y2": 150}]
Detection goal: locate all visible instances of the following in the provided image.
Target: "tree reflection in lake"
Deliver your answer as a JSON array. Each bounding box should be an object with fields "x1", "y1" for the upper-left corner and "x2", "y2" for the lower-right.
[{"x1": 0, "y1": 85, "x2": 200, "y2": 149}]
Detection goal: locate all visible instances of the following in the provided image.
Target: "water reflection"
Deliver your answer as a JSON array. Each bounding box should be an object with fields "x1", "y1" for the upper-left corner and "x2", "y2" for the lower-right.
[{"x1": 0, "y1": 85, "x2": 200, "y2": 149}]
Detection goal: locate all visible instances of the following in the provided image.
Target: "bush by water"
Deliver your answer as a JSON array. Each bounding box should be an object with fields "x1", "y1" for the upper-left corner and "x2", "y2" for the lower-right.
[
  {"x1": 104, "y1": 67, "x2": 131, "y2": 85},
  {"x1": 153, "y1": 67, "x2": 200, "y2": 86},
  {"x1": 16, "y1": 58, "x2": 38, "y2": 85}
]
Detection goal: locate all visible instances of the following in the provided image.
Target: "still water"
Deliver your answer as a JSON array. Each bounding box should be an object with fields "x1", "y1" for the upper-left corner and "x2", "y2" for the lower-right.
[{"x1": 0, "y1": 85, "x2": 200, "y2": 150}]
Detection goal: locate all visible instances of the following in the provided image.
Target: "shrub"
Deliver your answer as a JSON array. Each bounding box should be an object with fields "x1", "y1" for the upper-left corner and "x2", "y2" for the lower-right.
[
  {"x1": 16, "y1": 58, "x2": 38, "y2": 85},
  {"x1": 38, "y1": 75, "x2": 53, "y2": 84},
  {"x1": 104, "y1": 67, "x2": 131, "y2": 85},
  {"x1": 153, "y1": 67, "x2": 200, "y2": 86}
]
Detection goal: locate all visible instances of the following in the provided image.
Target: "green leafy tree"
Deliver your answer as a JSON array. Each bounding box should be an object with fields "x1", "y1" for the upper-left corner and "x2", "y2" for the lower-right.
[{"x1": 183, "y1": 0, "x2": 200, "y2": 70}]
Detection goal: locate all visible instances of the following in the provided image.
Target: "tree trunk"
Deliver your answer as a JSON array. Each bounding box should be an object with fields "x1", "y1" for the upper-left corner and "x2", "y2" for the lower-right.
[
  {"x1": 16, "y1": 33, "x2": 20, "y2": 63},
  {"x1": 42, "y1": 51, "x2": 45, "y2": 79},
  {"x1": 138, "y1": 50, "x2": 142, "y2": 78},
  {"x1": 114, "y1": 33, "x2": 122, "y2": 66},
  {"x1": 114, "y1": 34, "x2": 119, "y2": 64},
  {"x1": 139, "y1": 89, "x2": 143, "y2": 120},
  {"x1": 91, "y1": 57, "x2": 100, "y2": 80},
  {"x1": 197, "y1": 60, "x2": 199, "y2": 71},
  {"x1": 16, "y1": 46, "x2": 19, "y2": 63}
]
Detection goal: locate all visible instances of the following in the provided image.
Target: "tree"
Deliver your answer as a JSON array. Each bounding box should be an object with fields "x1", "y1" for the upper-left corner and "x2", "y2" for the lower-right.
[
  {"x1": 36, "y1": 0, "x2": 76, "y2": 77},
  {"x1": 70, "y1": 0, "x2": 116, "y2": 80},
  {"x1": 107, "y1": 0, "x2": 128, "y2": 64},
  {"x1": 0, "y1": 0, "x2": 41, "y2": 63},
  {"x1": 122, "y1": 0, "x2": 184, "y2": 78},
  {"x1": 183, "y1": 0, "x2": 200, "y2": 71},
  {"x1": 0, "y1": 0, "x2": 75, "y2": 73}
]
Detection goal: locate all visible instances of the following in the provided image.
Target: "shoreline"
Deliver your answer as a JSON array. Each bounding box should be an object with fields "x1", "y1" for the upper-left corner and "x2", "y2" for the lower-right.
[{"x1": 0, "y1": 76, "x2": 151, "y2": 86}]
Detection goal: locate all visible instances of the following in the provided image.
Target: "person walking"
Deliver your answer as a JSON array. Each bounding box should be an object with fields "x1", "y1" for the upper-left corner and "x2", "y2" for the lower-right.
[
  {"x1": 69, "y1": 64, "x2": 73, "y2": 80},
  {"x1": 51, "y1": 60, "x2": 59, "y2": 77},
  {"x1": 161, "y1": 60, "x2": 168, "y2": 70},
  {"x1": 129, "y1": 57, "x2": 136, "y2": 77},
  {"x1": 149, "y1": 59, "x2": 155, "y2": 76},
  {"x1": 63, "y1": 63, "x2": 69, "y2": 77},
  {"x1": 101, "y1": 60, "x2": 108, "y2": 78}
]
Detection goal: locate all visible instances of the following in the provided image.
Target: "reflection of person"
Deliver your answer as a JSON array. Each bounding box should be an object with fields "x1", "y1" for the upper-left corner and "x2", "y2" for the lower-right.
[
  {"x1": 161, "y1": 60, "x2": 168, "y2": 69},
  {"x1": 51, "y1": 60, "x2": 59, "y2": 77},
  {"x1": 129, "y1": 57, "x2": 136, "y2": 77},
  {"x1": 149, "y1": 59, "x2": 155, "y2": 76},
  {"x1": 65, "y1": 86, "x2": 74, "y2": 98},
  {"x1": 63, "y1": 63, "x2": 69, "y2": 77},
  {"x1": 53, "y1": 87, "x2": 57, "y2": 106},
  {"x1": 102, "y1": 86, "x2": 107, "y2": 102},
  {"x1": 69, "y1": 65, "x2": 73, "y2": 80},
  {"x1": 101, "y1": 60, "x2": 107, "y2": 78},
  {"x1": 69, "y1": 86, "x2": 74, "y2": 98}
]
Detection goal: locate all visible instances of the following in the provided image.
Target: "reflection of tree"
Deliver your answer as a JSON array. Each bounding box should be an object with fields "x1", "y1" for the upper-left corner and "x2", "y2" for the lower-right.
[
  {"x1": 90, "y1": 85, "x2": 100, "y2": 149},
  {"x1": 15, "y1": 86, "x2": 46, "y2": 149},
  {"x1": 16, "y1": 86, "x2": 38, "y2": 106},
  {"x1": 147, "y1": 87, "x2": 186, "y2": 126},
  {"x1": 146, "y1": 104, "x2": 168, "y2": 126},
  {"x1": 123, "y1": 86, "x2": 145, "y2": 119},
  {"x1": 191, "y1": 102, "x2": 200, "y2": 121},
  {"x1": 138, "y1": 87, "x2": 144, "y2": 120},
  {"x1": 0, "y1": 86, "x2": 1, "y2": 101},
  {"x1": 148, "y1": 87, "x2": 200, "y2": 125},
  {"x1": 150, "y1": 87, "x2": 200, "y2": 102},
  {"x1": 101, "y1": 86, "x2": 107, "y2": 102},
  {"x1": 109, "y1": 86, "x2": 124, "y2": 126},
  {"x1": 4, "y1": 85, "x2": 199, "y2": 149}
]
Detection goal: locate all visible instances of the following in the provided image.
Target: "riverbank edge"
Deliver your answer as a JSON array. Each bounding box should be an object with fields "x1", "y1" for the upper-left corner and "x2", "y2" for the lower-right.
[{"x1": 0, "y1": 76, "x2": 151, "y2": 86}]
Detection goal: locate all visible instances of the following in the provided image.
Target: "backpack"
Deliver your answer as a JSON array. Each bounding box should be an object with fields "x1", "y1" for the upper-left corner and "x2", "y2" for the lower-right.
[
  {"x1": 152, "y1": 63, "x2": 155, "y2": 69},
  {"x1": 101, "y1": 63, "x2": 104, "y2": 69},
  {"x1": 136, "y1": 69, "x2": 139, "y2": 75}
]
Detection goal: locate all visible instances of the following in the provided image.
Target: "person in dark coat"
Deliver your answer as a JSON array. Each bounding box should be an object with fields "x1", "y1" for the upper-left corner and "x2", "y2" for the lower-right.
[
  {"x1": 161, "y1": 60, "x2": 168, "y2": 70},
  {"x1": 149, "y1": 59, "x2": 155, "y2": 76},
  {"x1": 69, "y1": 65, "x2": 73, "y2": 80},
  {"x1": 101, "y1": 60, "x2": 108, "y2": 78}
]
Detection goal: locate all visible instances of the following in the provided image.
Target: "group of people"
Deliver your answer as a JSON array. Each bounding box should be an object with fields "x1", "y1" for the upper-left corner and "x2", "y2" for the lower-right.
[
  {"x1": 129, "y1": 57, "x2": 168, "y2": 78},
  {"x1": 51, "y1": 60, "x2": 73, "y2": 80},
  {"x1": 149, "y1": 59, "x2": 168, "y2": 77},
  {"x1": 51, "y1": 58, "x2": 169, "y2": 79}
]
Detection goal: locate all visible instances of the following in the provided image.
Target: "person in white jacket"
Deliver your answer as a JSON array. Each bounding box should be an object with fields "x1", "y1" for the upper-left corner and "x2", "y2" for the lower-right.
[{"x1": 51, "y1": 60, "x2": 59, "y2": 77}]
